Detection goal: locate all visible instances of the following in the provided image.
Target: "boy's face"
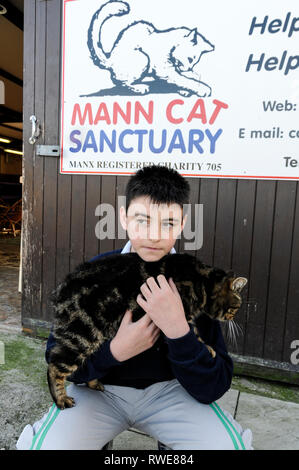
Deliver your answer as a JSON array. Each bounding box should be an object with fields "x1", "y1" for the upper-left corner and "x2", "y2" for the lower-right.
[{"x1": 120, "y1": 196, "x2": 187, "y2": 261}]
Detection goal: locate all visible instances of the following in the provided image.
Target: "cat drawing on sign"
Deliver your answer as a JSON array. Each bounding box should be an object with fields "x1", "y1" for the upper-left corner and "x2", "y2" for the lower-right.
[{"x1": 87, "y1": 0, "x2": 214, "y2": 97}]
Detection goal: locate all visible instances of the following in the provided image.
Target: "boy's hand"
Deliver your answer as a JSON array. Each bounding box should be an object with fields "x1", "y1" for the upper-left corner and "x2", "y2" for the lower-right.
[
  {"x1": 136, "y1": 276, "x2": 190, "y2": 339},
  {"x1": 110, "y1": 310, "x2": 161, "y2": 362}
]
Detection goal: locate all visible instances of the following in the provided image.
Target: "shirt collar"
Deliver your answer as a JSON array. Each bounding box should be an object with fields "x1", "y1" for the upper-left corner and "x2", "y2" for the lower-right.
[{"x1": 121, "y1": 240, "x2": 176, "y2": 254}]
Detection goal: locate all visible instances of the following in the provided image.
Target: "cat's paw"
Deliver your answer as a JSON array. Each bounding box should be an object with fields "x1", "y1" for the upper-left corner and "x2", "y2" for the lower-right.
[
  {"x1": 178, "y1": 89, "x2": 192, "y2": 97},
  {"x1": 206, "y1": 344, "x2": 216, "y2": 358},
  {"x1": 196, "y1": 84, "x2": 211, "y2": 98},
  {"x1": 56, "y1": 395, "x2": 75, "y2": 410},
  {"x1": 87, "y1": 379, "x2": 105, "y2": 392},
  {"x1": 128, "y1": 84, "x2": 150, "y2": 95}
]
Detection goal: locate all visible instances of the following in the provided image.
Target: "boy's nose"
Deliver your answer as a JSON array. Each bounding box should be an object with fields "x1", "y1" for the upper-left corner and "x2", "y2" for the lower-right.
[{"x1": 148, "y1": 224, "x2": 161, "y2": 240}]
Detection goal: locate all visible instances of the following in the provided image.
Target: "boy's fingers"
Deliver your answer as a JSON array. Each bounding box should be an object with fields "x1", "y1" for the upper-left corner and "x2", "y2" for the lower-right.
[
  {"x1": 169, "y1": 277, "x2": 182, "y2": 300},
  {"x1": 169, "y1": 278, "x2": 181, "y2": 298},
  {"x1": 152, "y1": 332, "x2": 160, "y2": 344},
  {"x1": 138, "y1": 312, "x2": 153, "y2": 326},
  {"x1": 145, "y1": 276, "x2": 160, "y2": 292},
  {"x1": 156, "y1": 274, "x2": 169, "y2": 289},
  {"x1": 122, "y1": 309, "x2": 133, "y2": 324},
  {"x1": 148, "y1": 320, "x2": 159, "y2": 332},
  {"x1": 136, "y1": 293, "x2": 147, "y2": 310}
]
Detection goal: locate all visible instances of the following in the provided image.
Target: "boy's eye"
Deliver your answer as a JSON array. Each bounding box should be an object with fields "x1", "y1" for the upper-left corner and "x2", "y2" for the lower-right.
[
  {"x1": 136, "y1": 219, "x2": 175, "y2": 228},
  {"x1": 162, "y1": 222, "x2": 174, "y2": 228}
]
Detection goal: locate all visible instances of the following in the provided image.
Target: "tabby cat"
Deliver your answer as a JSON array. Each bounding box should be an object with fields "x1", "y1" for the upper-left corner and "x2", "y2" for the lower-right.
[{"x1": 47, "y1": 252, "x2": 247, "y2": 409}]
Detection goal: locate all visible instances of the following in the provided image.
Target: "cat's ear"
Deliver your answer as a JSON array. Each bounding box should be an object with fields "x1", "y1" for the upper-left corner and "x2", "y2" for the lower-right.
[
  {"x1": 187, "y1": 28, "x2": 198, "y2": 45},
  {"x1": 231, "y1": 277, "x2": 247, "y2": 292}
]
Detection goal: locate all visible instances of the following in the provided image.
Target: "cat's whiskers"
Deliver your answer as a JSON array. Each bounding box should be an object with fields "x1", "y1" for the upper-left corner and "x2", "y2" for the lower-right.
[
  {"x1": 225, "y1": 318, "x2": 243, "y2": 350},
  {"x1": 228, "y1": 321, "x2": 237, "y2": 350},
  {"x1": 231, "y1": 319, "x2": 243, "y2": 336},
  {"x1": 225, "y1": 321, "x2": 232, "y2": 345}
]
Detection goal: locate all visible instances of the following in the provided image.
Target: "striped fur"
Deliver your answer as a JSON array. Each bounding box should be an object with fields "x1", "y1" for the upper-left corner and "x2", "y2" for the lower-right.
[{"x1": 48, "y1": 252, "x2": 247, "y2": 409}]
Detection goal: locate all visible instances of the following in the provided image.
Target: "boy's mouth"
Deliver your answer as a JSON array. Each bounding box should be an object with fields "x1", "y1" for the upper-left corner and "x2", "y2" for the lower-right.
[{"x1": 144, "y1": 246, "x2": 161, "y2": 251}]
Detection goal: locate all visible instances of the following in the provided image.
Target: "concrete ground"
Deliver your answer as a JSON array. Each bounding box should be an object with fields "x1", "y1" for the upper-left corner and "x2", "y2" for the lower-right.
[{"x1": 0, "y1": 235, "x2": 299, "y2": 450}]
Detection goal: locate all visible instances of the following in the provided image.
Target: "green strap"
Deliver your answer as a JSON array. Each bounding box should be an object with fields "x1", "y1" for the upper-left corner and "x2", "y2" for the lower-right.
[
  {"x1": 209, "y1": 402, "x2": 239, "y2": 450},
  {"x1": 35, "y1": 406, "x2": 61, "y2": 450},
  {"x1": 30, "y1": 404, "x2": 56, "y2": 450},
  {"x1": 30, "y1": 404, "x2": 61, "y2": 450},
  {"x1": 213, "y1": 401, "x2": 246, "y2": 450}
]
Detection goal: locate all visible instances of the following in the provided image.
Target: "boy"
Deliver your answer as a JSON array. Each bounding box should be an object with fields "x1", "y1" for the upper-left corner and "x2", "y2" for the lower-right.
[{"x1": 17, "y1": 165, "x2": 253, "y2": 450}]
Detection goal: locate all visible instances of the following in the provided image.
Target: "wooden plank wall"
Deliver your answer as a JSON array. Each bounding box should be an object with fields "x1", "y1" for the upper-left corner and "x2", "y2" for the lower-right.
[{"x1": 22, "y1": 1, "x2": 299, "y2": 367}]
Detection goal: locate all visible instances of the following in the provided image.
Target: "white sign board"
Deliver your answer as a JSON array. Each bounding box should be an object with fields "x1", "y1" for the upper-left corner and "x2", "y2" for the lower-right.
[{"x1": 60, "y1": 0, "x2": 299, "y2": 179}]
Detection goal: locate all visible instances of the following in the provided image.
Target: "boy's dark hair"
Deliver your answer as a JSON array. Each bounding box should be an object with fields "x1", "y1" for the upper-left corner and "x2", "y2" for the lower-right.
[{"x1": 125, "y1": 165, "x2": 190, "y2": 213}]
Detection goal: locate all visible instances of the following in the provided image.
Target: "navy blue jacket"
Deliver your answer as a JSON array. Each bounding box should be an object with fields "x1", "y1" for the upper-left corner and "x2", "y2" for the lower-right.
[{"x1": 46, "y1": 248, "x2": 234, "y2": 404}]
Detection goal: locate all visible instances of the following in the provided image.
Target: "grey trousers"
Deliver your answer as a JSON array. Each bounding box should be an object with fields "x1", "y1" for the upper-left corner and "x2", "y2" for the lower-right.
[{"x1": 16, "y1": 379, "x2": 253, "y2": 450}]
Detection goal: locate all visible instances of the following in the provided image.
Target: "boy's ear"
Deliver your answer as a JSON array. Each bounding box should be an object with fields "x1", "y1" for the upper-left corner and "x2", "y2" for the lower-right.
[
  {"x1": 175, "y1": 213, "x2": 188, "y2": 238},
  {"x1": 119, "y1": 206, "x2": 128, "y2": 231},
  {"x1": 181, "y1": 213, "x2": 188, "y2": 230}
]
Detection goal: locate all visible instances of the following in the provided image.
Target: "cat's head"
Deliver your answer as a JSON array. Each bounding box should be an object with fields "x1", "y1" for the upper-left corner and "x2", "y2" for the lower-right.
[
  {"x1": 203, "y1": 272, "x2": 248, "y2": 322},
  {"x1": 171, "y1": 28, "x2": 214, "y2": 73}
]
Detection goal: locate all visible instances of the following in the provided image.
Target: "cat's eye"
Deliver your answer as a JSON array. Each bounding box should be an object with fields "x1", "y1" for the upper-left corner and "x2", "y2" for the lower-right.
[{"x1": 188, "y1": 57, "x2": 193, "y2": 63}]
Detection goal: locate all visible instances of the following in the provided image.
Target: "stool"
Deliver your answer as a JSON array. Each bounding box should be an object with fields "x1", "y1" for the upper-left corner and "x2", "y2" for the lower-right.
[{"x1": 102, "y1": 439, "x2": 171, "y2": 450}]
